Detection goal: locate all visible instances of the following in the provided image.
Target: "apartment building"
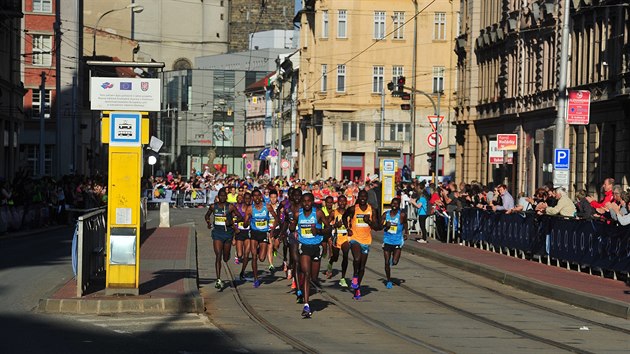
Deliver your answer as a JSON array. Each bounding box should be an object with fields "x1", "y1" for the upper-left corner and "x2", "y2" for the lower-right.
[
  {"x1": 455, "y1": 0, "x2": 630, "y2": 195},
  {"x1": 296, "y1": 0, "x2": 458, "y2": 181},
  {"x1": 0, "y1": 1, "x2": 24, "y2": 179}
]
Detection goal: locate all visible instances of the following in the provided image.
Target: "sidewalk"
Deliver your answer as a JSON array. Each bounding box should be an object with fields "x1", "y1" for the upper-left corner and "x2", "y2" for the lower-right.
[
  {"x1": 38, "y1": 226, "x2": 203, "y2": 315},
  {"x1": 402, "y1": 238, "x2": 630, "y2": 319}
]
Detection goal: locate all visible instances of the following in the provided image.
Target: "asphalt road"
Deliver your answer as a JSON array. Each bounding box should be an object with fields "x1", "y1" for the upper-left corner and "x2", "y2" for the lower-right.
[{"x1": 2, "y1": 208, "x2": 630, "y2": 354}]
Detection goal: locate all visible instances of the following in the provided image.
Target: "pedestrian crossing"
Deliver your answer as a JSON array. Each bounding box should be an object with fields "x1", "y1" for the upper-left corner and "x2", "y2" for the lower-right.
[{"x1": 70, "y1": 313, "x2": 219, "y2": 334}]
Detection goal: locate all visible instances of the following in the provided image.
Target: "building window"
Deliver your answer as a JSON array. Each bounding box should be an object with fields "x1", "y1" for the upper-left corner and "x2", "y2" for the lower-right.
[
  {"x1": 25, "y1": 144, "x2": 53, "y2": 176},
  {"x1": 32, "y1": 35, "x2": 52, "y2": 66},
  {"x1": 342, "y1": 122, "x2": 365, "y2": 141},
  {"x1": 337, "y1": 10, "x2": 347, "y2": 38},
  {"x1": 32, "y1": 89, "x2": 51, "y2": 118},
  {"x1": 33, "y1": 0, "x2": 52, "y2": 13},
  {"x1": 392, "y1": 66, "x2": 404, "y2": 83},
  {"x1": 376, "y1": 123, "x2": 411, "y2": 141},
  {"x1": 393, "y1": 12, "x2": 405, "y2": 39},
  {"x1": 374, "y1": 11, "x2": 386, "y2": 39},
  {"x1": 432, "y1": 66, "x2": 444, "y2": 93},
  {"x1": 433, "y1": 12, "x2": 446, "y2": 40},
  {"x1": 372, "y1": 66, "x2": 384, "y2": 93},
  {"x1": 322, "y1": 10, "x2": 329, "y2": 38},
  {"x1": 321, "y1": 64, "x2": 328, "y2": 92},
  {"x1": 336, "y1": 64, "x2": 346, "y2": 92}
]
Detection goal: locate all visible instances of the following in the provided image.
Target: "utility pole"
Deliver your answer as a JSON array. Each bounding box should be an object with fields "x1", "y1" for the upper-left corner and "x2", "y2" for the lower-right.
[
  {"x1": 55, "y1": 0, "x2": 61, "y2": 176},
  {"x1": 411, "y1": 0, "x2": 418, "y2": 172},
  {"x1": 554, "y1": 0, "x2": 571, "y2": 187},
  {"x1": 380, "y1": 87, "x2": 385, "y2": 147},
  {"x1": 39, "y1": 71, "x2": 47, "y2": 177},
  {"x1": 434, "y1": 81, "x2": 442, "y2": 185}
]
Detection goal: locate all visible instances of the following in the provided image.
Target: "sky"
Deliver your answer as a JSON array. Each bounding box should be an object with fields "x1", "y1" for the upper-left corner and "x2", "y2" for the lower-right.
[{"x1": 295, "y1": 0, "x2": 302, "y2": 14}]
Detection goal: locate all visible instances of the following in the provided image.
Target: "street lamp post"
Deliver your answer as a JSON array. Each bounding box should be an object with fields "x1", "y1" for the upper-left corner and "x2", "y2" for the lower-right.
[{"x1": 92, "y1": 4, "x2": 144, "y2": 58}]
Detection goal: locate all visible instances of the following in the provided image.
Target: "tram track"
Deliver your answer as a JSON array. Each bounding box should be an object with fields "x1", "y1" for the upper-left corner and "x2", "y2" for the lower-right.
[
  {"x1": 222, "y1": 261, "x2": 319, "y2": 354},
  {"x1": 400, "y1": 246, "x2": 630, "y2": 336}
]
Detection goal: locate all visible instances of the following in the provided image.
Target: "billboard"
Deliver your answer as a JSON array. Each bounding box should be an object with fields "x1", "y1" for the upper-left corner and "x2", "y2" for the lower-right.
[{"x1": 90, "y1": 77, "x2": 161, "y2": 112}]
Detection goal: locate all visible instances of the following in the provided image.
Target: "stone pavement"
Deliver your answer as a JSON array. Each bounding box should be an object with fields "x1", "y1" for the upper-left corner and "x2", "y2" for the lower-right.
[{"x1": 38, "y1": 226, "x2": 203, "y2": 314}]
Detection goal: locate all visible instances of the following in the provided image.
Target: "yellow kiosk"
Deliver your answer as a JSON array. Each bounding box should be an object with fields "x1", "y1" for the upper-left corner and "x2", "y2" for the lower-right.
[{"x1": 101, "y1": 111, "x2": 149, "y2": 295}]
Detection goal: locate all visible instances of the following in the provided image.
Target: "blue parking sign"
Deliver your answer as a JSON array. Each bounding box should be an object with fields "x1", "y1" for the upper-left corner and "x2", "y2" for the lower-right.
[{"x1": 554, "y1": 149, "x2": 570, "y2": 170}]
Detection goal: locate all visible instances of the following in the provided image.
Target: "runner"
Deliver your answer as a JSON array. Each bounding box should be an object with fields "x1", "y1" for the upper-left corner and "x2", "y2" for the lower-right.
[
  {"x1": 381, "y1": 197, "x2": 408, "y2": 289},
  {"x1": 248, "y1": 189, "x2": 272, "y2": 288},
  {"x1": 327, "y1": 195, "x2": 351, "y2": 286},
  {"x1": 205, "y1": 187, "x2": 240, "y2": 289},
  {"x1": 344, "y1": 189, "x2": 379, "y2": 300},
  {"x1": 234, "y1": 192, "x2": 252, "y2": 281},
  {"x1": 321, "y1": 195, "x2": 335, "y2": 261},
  {"x1": 266, "y1": 189, "x2": 282, "y2": 272},
  {"x1": 289, "y1": 192, "x2": 330, "y2": 317},
  {"x1": 281, "y1": 188, "x2": 305, "y2": 300}
]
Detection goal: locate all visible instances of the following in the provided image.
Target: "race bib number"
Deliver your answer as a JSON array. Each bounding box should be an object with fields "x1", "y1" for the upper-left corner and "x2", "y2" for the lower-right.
[
  {"x1": 337, "y1": 226, "x2": 347, "y2": 234},
  {"x1": 388, "y1": 225, "x2": 398, "y2": 234},
  {"x1": 301, "y1": 226, "x2": 314, "y2": 238},
  {"x1": 238, "y1": 221, "x2": 245, "y2": 229},
  {"x1": 215, "y1": 216, "x2": 226, "y2": 226},
  {"x1": 255, "y1": 220, "x2": 268, "y2": 228},
  {"x1": 357, "y1": 214, "x2": 369, "y2": 227}
]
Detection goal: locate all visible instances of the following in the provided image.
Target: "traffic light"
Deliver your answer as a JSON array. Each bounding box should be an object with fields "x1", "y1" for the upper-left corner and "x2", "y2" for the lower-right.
[
  {"x1": 427, "y1": 151, "x2": 436, "y2": 173},
  {"x1": 397, "y1": 76, "x2": 406, "y2": 92},
  {"x1": 400, "y1": 92, "x2": 411, "y2": 100},
  {"x1": 400, "y1": 104, "x2": 411, "y2": 110},
  {"x1": 387, "y1": 81, "x2": 395, "y2": 92}
]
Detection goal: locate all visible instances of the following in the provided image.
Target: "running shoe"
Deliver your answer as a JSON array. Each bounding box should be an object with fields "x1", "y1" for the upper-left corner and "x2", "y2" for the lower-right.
[
  {"x1": 239, "y1": 272, "x2": 245, "y2": 282},
  {"x1": 215, "y1": 279, "x2": 223, "y2": 289},
  {"x1": 273, "y1": 250, "x2": 278, "y2": 257},
  {"x1": 253, "y1": 279, "x2": 261, "y2": 288},
  {"x1": 339, "y1": 278, "x2": 348, "y2": 288},
  {"x1": 234, "y1": 256, "x2": 241, "y2": 265},
  {"x1": 325, "y1": 263, "x2": 333, "y2": 279},
  {"x1": 291, "y1": 278, "x2": 297, "y2": 289},
  {"x1": 287, "y1": 269, "x2": 293, "y2": 280},
  {"x1": 353, "y1": 288, "x2": 361, "y2": 300},
  {"x1": 301, "y1": 304, "x2": 312, "y2": 318},
  {"x1": 386, "y1": 281, "x2": 393, "y2": 289},
  {"x1": 296, "y1": 290, "x2": 303, "y2": 304},
  {"x1": 268, "y1": 264, "x2": 275, "y2": 272},
  {"x1": 417, "y1": 239, "x2": 428, "y2": 244},
  {"x1": 351, "y1": 276, "x2": 359, "y2": 290},
  {"x1": 282, "y1": 261, "x2": 288, "y2": 272}
]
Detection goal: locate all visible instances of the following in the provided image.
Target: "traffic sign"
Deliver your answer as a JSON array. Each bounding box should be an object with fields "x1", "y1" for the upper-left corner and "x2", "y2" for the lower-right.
[
  {"x1": 554, "y1": 149, "x2": 570, "y2": 170},
  {"x1": 246, "y1": 161, "x2": 253, "y2": 170},
  {"x1": 567, "y1": 90, "x2": 590, "y2": 125},
  {"x1": 427, "y1": 115, "x2": 445, "y2": 132},
  {"x1": 269, "y1": 148, "x2": 278, "y2": 158},
  {"x1": 280, "y1": 159, "x2": 290, "y2": 170},
  {"x1": 427, "y1": 132, "x2": 442, "y2": 148}
]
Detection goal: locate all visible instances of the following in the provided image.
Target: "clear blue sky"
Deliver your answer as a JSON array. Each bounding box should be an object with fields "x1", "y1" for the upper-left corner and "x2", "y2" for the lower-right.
[{"x1": 295, "y1": 0, "x2": 301, "y2": 14}]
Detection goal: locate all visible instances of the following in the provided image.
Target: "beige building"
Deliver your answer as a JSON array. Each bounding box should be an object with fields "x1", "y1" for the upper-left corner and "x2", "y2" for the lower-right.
[
  {"x1": 296, "y1": 0, "x2": 458, "y2": 181},
  {"x1": 455, "y1": 0, "x2": 630, "y2": 196}
]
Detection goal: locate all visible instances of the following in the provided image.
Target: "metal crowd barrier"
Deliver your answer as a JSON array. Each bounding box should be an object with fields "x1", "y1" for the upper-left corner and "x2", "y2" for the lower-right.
[
  {"x1": 458, "y1": 208, "x2": 630, "y2": 279},
  {"x1": 145, "y1": 188, "x2": 209, "y2": 206},
  {"x1": 74, "y1": 208, "x2": 107, "y2": 297}
]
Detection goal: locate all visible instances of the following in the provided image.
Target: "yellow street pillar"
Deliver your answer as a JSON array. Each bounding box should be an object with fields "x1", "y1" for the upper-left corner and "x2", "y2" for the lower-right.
[{"x1": 101, "y1": 111, "x2": 149, "y2": 295}]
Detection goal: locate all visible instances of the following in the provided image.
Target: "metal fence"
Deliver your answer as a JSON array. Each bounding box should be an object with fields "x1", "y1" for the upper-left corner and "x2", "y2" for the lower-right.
[{"x1": 74, "y1": 208, "x2": 107, "y2": 297}]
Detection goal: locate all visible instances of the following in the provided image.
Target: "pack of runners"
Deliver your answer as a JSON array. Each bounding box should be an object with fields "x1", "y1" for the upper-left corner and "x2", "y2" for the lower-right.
[{"x1": 205, "y1": 185, "x2": 409, "y2": 318}]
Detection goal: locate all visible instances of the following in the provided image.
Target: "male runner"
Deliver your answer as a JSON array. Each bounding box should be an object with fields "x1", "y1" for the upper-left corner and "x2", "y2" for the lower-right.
[
  {"x1": 266, "y1": 189, "x2": 282, "y2": 272},
  {"x1": 205, "y1": 187, "x2": 240, "y2": 289},
  {"x1": 321, "y1": 196, "x2": 335, "y2": 262},
  {"x1": 344, "y1": 189, "x2": 379, "y2": 299},
  {"x1": 289, "y1": 193, "x2": 330, "y2": 317},
  {"x1": 249, "y1": 189, "x2": 273, "y2": 288},
  {"x1": 234, "y1": 192, "x2": 252, "y2": 281},
  {"x1": 327, "y1": 195, "x2": 351, "y2": 286},
  {"x1": 381, "y1": 197, "x2": 408, "y2": 289}
]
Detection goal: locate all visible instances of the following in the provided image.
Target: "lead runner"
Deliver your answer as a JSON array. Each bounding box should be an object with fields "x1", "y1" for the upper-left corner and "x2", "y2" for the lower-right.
[{"x1": 381, "y1": 197, "x2": 408, "y2": 289}]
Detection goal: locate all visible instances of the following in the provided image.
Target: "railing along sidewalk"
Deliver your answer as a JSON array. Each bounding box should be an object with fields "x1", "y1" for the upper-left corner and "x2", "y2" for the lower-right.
[{"x1": 73, "y1": 207, "x2": 107, "y2": 297}]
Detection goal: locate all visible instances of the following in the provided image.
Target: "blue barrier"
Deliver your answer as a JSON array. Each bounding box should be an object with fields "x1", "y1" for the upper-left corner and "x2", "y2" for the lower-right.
[{"x1": 459, "y1": 208, "x2": 630, "y2": 275}]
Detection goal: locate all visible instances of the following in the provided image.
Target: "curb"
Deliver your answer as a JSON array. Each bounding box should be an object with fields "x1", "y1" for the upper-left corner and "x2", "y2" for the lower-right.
[
  {"x1": 402, "y1": 239, "x2": 630, "y2": 320},
  {"x1": 1, "y1": 225, "x2": 70, "y2": 240},
  {"x1": 38, "y1": 225, "x2": 204, "y2": 315}
]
